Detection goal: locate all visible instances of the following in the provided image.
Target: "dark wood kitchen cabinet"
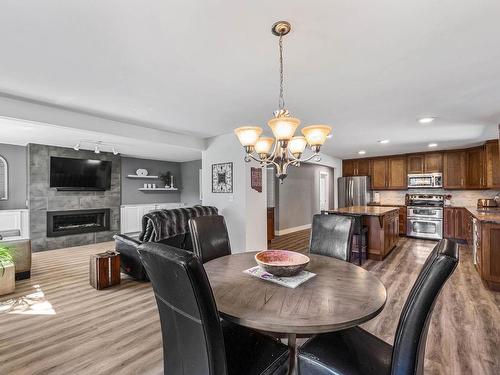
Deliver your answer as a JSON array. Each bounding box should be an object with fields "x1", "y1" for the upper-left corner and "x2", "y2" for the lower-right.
[
  {"x1": 424, "y1": 152, "x2": 443, "y2": 173},
  {"x1": 479, "y1": 222, "x2": 500, "y2": 291},
  {"x1": 370, "y1": 159, "x2": 388, "y2": 189},
  {"x1": 407, "y1": 153, "x2": 442, "y2": 174},
  {"x1": 444, "y1": 207, "x2": 466, "y2": 240},
  {"x1": 407, "y1": 154, "x2": 424, "y2": 173},
  {"x1": 443, "y1": 150, "x2": 466, "y2": 189},
  {"x1": 485, "y1": 140, "x2": 500, "y2": 188},
  {"x1": 387, "y1": 157, "x2": 407, "y2": 189},
  {"x1": 466, "y1": 147, "x2": 486, "y2": 189},
  {"x1": 343, "y1": 159, "x2": 370, "y2": 177}
]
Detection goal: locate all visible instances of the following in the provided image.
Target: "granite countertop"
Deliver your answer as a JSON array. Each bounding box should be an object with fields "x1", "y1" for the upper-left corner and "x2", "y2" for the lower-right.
[
  {"x1": 461, "y1": 206, "x2": 500, "y2": 224},
  {"x1": 327, "y1": 206, "x2": 400, "y2": 216}
]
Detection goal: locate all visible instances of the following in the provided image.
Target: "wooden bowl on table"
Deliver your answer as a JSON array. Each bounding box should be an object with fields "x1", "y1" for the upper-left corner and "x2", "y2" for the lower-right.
[{"x1": 255, "y1": 250, "x2": 310, "y2": 277}]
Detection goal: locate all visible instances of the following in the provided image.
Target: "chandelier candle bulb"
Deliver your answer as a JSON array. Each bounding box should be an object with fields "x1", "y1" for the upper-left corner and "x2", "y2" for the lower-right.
[
  {"x1": 267, "y1": 117, "x2": 301, "y2": 141},
  {"x1": 288, "y1": 136, "x2": 308, "y2": 157},
  {"x1": 254, "y1": 137, "x2": 274, "y2": 157},
  {"x1": 234, "y1": 126, "x2": 263, "y2": 148},
  {"x1": 301, "y1": 125, "x2": 332, "y2": 147}
]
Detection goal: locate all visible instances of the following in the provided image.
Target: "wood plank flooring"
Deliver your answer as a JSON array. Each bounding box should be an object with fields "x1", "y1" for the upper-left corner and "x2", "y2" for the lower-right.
[{"x1": 1, "y1": 235, "x2": 499, "y2": 374}]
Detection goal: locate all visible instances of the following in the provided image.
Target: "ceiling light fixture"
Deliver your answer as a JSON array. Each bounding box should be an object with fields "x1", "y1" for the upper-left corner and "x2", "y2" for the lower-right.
[
  {"x1": 358, "y1": 150, "x2": 366, "y2": 155},
  {"x1": 112, "y1": 147, "x2": 119, "y2": 155},
  {"x1": 73, "y1": 143, "x2": 80, "y2": 151},
  {"x1": 234, "y1": 21, "x2": 331, "y2": 183},
  {"x1": 418, "y1": 117, "x2": 435, "y2": 124},
  {"x1": 74, "y1": 140, "x2": 118, "y2": 155},
  {"x1": 94, "y1": 145, "x2": 100, "y2": 154},
  {"x1": 428, "y1": 143, "x2": 438, "y2": 147},
  {"x1": 378, "y1": 139, "x2": 390, "y2": 144}
]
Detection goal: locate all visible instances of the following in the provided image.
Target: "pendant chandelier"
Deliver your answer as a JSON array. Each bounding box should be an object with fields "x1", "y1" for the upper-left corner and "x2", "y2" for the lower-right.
[{"x1": 234, "y1": 21, "x2": 332, "y2": 183}]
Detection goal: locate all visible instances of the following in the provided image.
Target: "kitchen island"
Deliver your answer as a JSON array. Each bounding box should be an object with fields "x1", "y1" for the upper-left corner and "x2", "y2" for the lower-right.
[{"x1": 325, "y1": 206, "x2": 400, "y2": 260}]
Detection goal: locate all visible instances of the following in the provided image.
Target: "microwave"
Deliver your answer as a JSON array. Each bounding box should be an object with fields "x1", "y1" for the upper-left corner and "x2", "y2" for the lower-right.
[{"x1": 407, "y1": 173, "x2": 443, "y2": 188}]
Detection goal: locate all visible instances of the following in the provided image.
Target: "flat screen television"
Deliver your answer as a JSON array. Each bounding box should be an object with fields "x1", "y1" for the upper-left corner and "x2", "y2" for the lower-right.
[{"x1": 50, "y1": 157, "x2": 112, "y2": 191}]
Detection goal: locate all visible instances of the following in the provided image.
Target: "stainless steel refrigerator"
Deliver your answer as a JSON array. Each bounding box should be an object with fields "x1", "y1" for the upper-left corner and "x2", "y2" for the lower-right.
[{"x1": 338, "y1": 176, "x2": 371, "y2": 208}]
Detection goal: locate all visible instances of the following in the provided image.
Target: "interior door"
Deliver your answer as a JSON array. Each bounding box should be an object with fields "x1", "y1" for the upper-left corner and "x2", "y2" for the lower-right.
[{"x1": 319, "y1": 172, "x2": 329, "y2": 212}]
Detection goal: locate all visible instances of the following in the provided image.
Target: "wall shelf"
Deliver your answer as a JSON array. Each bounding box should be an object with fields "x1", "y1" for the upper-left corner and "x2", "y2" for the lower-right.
[
  {"x1": 138, "y1": 188, "x2": 179, "y2": 192},
  {"x1": 127, "y1": 175, "x2": 159, "y2": 179}
]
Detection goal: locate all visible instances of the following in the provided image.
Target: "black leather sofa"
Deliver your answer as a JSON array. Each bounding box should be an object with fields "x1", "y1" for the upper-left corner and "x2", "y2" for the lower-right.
[{"x1": 114, "y1": 205, "x2": 218, "y2": 281}]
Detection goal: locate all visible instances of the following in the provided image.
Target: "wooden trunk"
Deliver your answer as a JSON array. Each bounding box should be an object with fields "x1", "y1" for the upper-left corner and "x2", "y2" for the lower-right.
[{"x1": 90, "y1": 252, "x2": 121, "y2": 290}]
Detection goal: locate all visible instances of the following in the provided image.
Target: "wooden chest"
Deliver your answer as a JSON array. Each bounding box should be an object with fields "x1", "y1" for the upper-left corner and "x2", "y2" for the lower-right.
[{"x1": 89, "y1": 252, "x2": 121, "y2": 290}]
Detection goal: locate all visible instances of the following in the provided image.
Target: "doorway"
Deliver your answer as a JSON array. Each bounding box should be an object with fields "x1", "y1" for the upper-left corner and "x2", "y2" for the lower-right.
[{"x1": 319, "y1": 171, "x2": 329, "y2": 212}]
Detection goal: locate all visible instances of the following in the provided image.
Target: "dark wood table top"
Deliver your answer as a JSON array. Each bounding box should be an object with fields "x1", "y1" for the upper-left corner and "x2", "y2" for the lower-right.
[{"x1": 204, "y1": 252, "x2": 387, "y2": 335}]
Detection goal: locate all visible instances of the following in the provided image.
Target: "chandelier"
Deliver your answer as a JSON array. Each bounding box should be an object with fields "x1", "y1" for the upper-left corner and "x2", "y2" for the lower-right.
[{"x1": 234, "y1": 21, "x2": 331, "y2": 183}]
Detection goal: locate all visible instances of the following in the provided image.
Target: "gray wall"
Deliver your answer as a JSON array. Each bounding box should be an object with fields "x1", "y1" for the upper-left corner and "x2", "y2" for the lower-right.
[
  {"x1": 121, "y1": 157, "x2": 181, "y2": 204},
  {"x1": 0, "y1": 143, "x2": 27, "y2": 210},
  {"x1": 180, "y1": 159, "x2": 202, "y2": 206},
  {"x1": 276, "y1": 163, "x2": 335, "y2": 231},
  {"x1": 28, "y1": 144, "x2": 121, "y2": 251}
]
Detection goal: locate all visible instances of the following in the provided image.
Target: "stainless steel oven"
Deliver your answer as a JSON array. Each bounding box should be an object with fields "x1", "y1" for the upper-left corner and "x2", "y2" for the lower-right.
[
  {"x1": 407, "y1": 173, "x2": 443, "y2": 188},
  {"x1": 406, "y1": 194, "x2": 444, "y2": 240}
]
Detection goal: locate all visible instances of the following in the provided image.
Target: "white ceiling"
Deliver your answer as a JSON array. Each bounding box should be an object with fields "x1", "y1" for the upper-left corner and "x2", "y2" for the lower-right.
[{"x1": 0, "y1": 1, "x2": 499, "y2": 159}]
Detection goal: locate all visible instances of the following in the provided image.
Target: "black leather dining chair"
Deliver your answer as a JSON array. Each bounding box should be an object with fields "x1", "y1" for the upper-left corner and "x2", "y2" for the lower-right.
[
  {"x1": 189, "y1": 215, "x2": 231, "y2": 263},
  {"x1": 309, "y1": 214, "x2": 355, "y2": 262},
  {"x1": 298, "y1": 239, "x2": 459, "y2": 375},
  {"x1": 137, "y1": 242, "x2": 289, "y2": 375}
]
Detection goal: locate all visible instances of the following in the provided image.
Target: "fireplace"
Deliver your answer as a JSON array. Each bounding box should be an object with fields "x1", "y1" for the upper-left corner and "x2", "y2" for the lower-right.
[{"x1": 47, "y1": 209, "x2": 110, "y2": 237}]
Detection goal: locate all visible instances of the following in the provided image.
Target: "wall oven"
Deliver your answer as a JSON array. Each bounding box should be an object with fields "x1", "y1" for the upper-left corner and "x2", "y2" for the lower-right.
[
  {"x1": 406, "y1": 194, "x2": 444, "y2": 240},
  {"x1": 407, "y1": 173, "x2": 443, "y2": 188}
]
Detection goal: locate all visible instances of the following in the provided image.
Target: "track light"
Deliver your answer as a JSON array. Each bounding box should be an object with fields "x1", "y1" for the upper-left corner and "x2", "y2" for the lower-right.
[
  {"x1": 74, "y1": 143, "x2": 80, "y2": 151},
  {"x1": 112, "y1": 147, "x2": 118, "y2": 155},
  {"x1": 94, "y1": 145, "x2": 100, "y2": 154}
]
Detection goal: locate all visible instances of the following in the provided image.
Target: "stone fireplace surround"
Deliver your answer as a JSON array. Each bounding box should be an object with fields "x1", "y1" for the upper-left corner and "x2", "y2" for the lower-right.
[{"x1": 28, "y1": 144, "x2": 120, "y2": 251}]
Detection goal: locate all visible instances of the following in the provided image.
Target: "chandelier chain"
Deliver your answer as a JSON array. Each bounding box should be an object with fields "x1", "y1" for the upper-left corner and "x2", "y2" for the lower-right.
[{"x1": 278, "y1": 33, "x2": 285, "y2": 110}]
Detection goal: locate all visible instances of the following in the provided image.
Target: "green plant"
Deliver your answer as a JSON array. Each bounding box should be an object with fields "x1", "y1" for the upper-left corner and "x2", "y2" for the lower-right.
[{"x1": 0, "y1": 245, "x2": 15, "y2": 277}]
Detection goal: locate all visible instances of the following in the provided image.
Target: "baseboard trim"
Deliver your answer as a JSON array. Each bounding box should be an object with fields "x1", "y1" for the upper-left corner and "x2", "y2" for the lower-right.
[{"x1": 275, "y1": 224, "x2": 311, "y2": 236}]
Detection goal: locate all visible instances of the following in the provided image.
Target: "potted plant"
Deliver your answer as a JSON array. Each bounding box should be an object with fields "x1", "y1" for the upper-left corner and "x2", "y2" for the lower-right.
[
  {"x1": 0, "y1": 244, "x2": 15, "y2": 296},
  {"x1": 160, "y1": 171, "x2": 172, "y2": 188}
]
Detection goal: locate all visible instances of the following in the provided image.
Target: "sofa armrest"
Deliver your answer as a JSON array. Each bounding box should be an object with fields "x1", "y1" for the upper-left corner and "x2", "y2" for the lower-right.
[{"x1": 114, "y1": 234, "x2": 141, "y2": 247}]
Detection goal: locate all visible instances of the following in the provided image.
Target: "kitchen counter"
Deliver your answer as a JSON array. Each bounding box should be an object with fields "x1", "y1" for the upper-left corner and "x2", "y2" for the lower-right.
[
  {"x1": 452, "y1": 206, "x2": 500, "y2": 224},
  {"x1": 325, "y1": 206, "x2": 400, "y2": 261},
  {"x1": 327, "y1": 205, "x2": 400, "y2": 216}
]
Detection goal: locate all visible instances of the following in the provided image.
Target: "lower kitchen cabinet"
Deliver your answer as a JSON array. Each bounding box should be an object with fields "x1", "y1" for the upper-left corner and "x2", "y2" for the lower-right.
[
  {"x1": 478, "y1": 222, "x2": 500, "y2": 291},
  {"x1": 364, "y1": 209, "x2": 399, "y2": 260},
  {"x1": 444, "y1": 207, "x2": 466, "y2": 240}
]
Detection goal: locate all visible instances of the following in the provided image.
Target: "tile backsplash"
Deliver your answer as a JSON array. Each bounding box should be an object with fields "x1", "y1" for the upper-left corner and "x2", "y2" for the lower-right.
[{"x1": 373, "y1": 189, "x2": 500, "y2": 207}]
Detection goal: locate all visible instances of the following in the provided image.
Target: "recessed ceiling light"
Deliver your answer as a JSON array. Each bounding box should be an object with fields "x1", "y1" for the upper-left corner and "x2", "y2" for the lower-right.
[
  {"x1": 358, "y1": 150, "x2": 366, "y2": 155},
  {"x1": 428, "y1": 143, "x2": 438, "y2": 147},
  {"x1": 378, "y1": 139, "x2": 390, "y2": 144},
  {"x1": 418, "y1": 117, "x2": 435, "y2": 124}
]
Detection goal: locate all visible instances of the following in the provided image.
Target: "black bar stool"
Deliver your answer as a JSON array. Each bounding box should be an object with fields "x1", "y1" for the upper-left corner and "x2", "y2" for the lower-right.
[{"x1": 321, "y1": 211, "x2": 368, "y2": 265}]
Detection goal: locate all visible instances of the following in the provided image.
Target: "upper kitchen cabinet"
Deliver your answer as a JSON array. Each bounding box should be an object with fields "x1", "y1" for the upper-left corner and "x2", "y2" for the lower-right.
[
  {"x1": 407, "y1": 152, "x2": 443, "y2": 174},
  {"x1": 424, "y1": 152, "x2": 443, "y2": 173},
  {"x1": 466, "y1": 146, "x2": 486, "y2": 189},
  {"x1": 407, "y1": 154, "x2": 424, "y2": 173},
  {"x1": 387, "y1": 156, "x2": 407, "y2": 189},
  {"x1": 485, "y1": 140, "x2": 500, "y2": 188},
  {"x1": 342, "y1": 159, "x2": 370, "y2": 177},
  {"x1": 443, "y1": 150, "x2": 466, "y2": 189},
  {"x1": 370, "y1": 158, "x2": 388, "y2": 189},
  {"x1": 343, "y1": 159, "x2": 356, "y2": 177}
]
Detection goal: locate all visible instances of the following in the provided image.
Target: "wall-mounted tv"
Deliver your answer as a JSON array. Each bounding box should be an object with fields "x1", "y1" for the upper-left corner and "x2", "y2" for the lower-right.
[{"x1": 50, "y1": 157, "x2": 112, "y2": 191}]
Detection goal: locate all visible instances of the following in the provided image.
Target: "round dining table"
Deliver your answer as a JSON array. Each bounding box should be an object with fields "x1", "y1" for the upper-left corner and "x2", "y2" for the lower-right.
[{"x1": 204, "y1": 251, "x2": 387, "y2": 375}]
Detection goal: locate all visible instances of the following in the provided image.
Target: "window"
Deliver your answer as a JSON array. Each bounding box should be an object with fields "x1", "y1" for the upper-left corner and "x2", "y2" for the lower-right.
[{"x1": 0, "y1": 156, "x2": 7, "y2": 200}]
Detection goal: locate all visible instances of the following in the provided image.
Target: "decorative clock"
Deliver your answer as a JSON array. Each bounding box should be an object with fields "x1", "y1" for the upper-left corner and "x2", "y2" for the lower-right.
[{"x1": 212, "y1": 162, "x2": 233, "y2": 193}]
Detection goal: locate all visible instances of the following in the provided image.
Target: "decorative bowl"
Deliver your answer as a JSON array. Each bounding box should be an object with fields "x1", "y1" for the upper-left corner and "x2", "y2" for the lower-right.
[
  {"x1": 255, "y1": 250, "x2": 310, "y2": 277},
  {"x1": 136, "y1": 169, "x2": 148, "y2": 176}
]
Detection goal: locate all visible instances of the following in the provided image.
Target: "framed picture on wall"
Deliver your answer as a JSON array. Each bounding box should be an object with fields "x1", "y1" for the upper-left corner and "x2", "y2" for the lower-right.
[{"x1": 212, "y1": 162, "x2": 233, "y2": 193}]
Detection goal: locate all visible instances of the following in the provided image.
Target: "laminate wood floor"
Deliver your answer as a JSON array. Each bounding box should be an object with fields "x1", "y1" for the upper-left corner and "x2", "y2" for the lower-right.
[{"x1": 1, "y1": 235, "x2": 499, "y2": 374}]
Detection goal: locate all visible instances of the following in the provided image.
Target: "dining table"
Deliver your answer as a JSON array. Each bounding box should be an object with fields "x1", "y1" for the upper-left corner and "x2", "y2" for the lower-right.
[{"x1": 204, "y1": 251, "x2": 387, "y2": 375}]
